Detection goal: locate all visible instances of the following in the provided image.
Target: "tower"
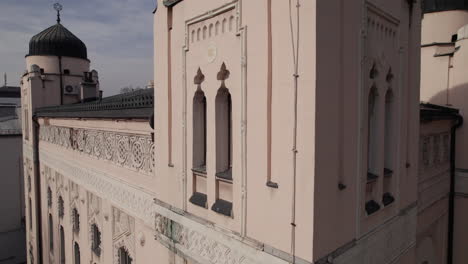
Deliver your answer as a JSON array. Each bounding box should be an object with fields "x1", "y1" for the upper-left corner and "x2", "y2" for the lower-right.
[{"x1": 20, "y1": 4, "x2": 99, "y2": 263}]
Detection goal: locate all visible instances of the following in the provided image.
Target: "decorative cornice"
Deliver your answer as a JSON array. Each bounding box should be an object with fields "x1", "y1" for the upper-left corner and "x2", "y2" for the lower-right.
[
  {"x1": 39, "y1": 125, "x2": 154, "y2": 175},
  {"x1": 163, "y1": 0, "x2": 184, "y2": 7}
]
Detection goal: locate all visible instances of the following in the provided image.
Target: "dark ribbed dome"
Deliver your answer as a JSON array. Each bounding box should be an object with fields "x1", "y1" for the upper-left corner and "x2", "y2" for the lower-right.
[
  {"x1": 28, "y1": 23, "x2": 87, "y2": 60},
  {"x1": 423, "y1": 0, "x2": 468, "y2": 13}
]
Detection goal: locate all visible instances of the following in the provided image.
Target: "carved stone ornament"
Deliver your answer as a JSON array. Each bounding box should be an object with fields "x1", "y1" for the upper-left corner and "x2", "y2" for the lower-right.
[
  {"x1": 113, "y1": 207, "x2": 135, "y2": 264},
  {"x1": 39, "y1": 125, "x2": 154, "y2": 175}
]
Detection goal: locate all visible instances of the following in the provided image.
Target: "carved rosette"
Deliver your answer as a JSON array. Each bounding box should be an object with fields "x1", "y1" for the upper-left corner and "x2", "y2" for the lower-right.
[{"x1": 39, "y1": 125, "x2": 155, "y2": 175}]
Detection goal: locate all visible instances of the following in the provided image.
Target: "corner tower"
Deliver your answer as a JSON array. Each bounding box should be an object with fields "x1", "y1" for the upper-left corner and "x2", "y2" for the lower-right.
[{"x1": 20, "y1": 5, "x2": 99, "y2": 263}]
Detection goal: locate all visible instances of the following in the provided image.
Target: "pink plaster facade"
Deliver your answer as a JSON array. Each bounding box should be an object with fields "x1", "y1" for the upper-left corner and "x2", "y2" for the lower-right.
[{"x1": 21, "y1": 0, "x2": 429, "y2": 264}]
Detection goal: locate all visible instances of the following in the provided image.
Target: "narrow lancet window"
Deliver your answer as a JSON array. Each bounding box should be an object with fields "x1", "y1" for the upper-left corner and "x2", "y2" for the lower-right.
[
  {"x1": 49, "y1": 214, "x2": 54, "y2": 253},
  {"x1": 74, "y1": 242, "x2": 80, "y2": 264},
  {"x1": 193, "y1": 68, "x2": 207, "y2": 174},
  {"x1": 367, "y1": 86, "x2": 378, "y2": 179},
  {"x1": 215, "y1": 86, "x2": 232, "y2": 180},
  {"x1": 60, "y1": 226, "x2": 65, "y2": 264}
]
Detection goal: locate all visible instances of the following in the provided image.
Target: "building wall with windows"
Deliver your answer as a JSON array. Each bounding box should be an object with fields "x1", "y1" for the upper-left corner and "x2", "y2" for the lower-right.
[
  {"x1": 0, "y1": 85, "x2": 25, "y2": 264},
  {"x1": 420, "y1": 3, "x2": 468, "y2": 263},
  {"x1": 21, "y1": 0, "x2": 429, "y2": 264},
  {"x1": 154, "y1": 0, "x2": 421, "y2": 263}
]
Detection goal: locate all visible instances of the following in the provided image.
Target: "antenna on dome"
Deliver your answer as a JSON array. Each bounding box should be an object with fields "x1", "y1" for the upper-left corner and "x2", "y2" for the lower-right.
[
  {"x1": 3, "y1": 73, "x2": 6, "y2": 87},
  {"x1": 54, "y1": 3, "x2": 63, "y2": 24}
]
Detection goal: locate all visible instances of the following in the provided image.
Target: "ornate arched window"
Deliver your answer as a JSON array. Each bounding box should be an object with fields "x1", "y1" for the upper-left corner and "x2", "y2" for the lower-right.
[
  {"x1": 47, "y1": 187, "x2": 52, "y2": 208},
  {"x1": 49, "y1": 214, "x2": 54, "y2": 253},
  {"x1": 29, "y1": 198, "x2": 33, "y2": 230},
  {"x1": 72, "y1": 208, "x2": 80, "y2": 233},
  {"x1": 74, "y1": 242, "x2": 81, "y2": 264},
  {"x1": 60, "y1": 226, "x2": 65, "y2": 264},
  {"x1": 91, "y1": 224, "x2": 102, "y2": 257},
  {"x1": 58, "y1": 196, "x2": 64, "y2": 219},
  {"x1": 118, "y1": 247, "x2": 133, "y2": 264}
]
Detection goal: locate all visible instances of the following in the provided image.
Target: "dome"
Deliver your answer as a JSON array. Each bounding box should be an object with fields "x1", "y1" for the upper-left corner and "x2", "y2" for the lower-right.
[
  {"x1": 28, "y1": 23, "x2": 87, "y2": 60},
  {"x1": 423, "y1": 0, "x2": 468, "y2": 13}
]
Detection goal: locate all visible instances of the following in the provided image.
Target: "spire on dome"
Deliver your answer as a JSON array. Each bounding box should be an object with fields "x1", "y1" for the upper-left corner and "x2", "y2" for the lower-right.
[{"x1": 53, "y1": 3, "x2": 63, "y2": 24}]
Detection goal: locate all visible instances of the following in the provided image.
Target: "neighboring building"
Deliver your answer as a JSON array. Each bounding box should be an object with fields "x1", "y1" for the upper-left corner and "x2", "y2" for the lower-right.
[
  {"x1": 420, "y1": 0, "x2": 468, "y2": 262},
  {"x1": 0, "y1": 85, "x2": 26, "y2": 264}
]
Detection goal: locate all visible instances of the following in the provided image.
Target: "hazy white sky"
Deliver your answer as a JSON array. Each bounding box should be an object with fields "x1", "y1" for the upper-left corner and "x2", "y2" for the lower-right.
[{"x1": 0, "y1": 0, "x2": 156, "y2": 96}]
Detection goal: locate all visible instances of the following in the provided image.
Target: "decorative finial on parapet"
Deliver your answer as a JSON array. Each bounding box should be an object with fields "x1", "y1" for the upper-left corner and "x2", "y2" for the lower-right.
[{"x1": 54, "y1": 3, "x2": 63, "y2": 24}]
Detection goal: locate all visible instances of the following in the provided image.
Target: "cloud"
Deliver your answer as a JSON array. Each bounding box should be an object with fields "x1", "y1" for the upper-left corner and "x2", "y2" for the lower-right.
[{"x1": 0, "y1": 0, "x2": 155, "y2": 95}]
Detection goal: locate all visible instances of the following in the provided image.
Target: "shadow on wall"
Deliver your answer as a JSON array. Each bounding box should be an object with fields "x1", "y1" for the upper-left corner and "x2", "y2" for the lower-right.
[{"x1": 427, "y1": 83, "x2": 468, "y2": 111}]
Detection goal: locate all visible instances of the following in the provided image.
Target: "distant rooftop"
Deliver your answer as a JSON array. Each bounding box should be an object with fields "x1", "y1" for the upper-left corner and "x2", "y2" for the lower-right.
[
  {"x1": 0, "y1": 86, "x2": 21, "y2": 98},
  {"x1": 36, "y1": 88, "x2": 154, "y2": 119},
  {"x1": 420, "y1": 103, "x2": 460, "y2": 122},
  {"x1": 422, "y1": 0, "x2": 468, "y2": 14}
]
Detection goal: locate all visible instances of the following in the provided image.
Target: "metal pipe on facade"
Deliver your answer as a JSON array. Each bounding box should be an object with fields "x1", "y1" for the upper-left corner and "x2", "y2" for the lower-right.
[
  {"x1": 447, "y1": 114, "x2": 463, "y2": 264},
  {"x1": 288, "y1": 0, "x2": 300, "y2": 262}
]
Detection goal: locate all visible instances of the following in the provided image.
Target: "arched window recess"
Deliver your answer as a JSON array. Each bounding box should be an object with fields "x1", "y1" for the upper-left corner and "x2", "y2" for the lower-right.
[
  {"x1": 192, "y1": 67, "x2": 207, "y2": 175},
  {"x1": 215, "y1": 63, "x2": 232, "y2": 182},
  {"x1": 118, "y1": 246, "x2": 133, "y2": 264}
]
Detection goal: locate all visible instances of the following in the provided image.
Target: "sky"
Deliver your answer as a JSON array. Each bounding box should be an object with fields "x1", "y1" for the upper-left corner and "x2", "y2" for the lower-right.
[{"x1": 0, "y1": 0, "x2": 156, "y2": 96}]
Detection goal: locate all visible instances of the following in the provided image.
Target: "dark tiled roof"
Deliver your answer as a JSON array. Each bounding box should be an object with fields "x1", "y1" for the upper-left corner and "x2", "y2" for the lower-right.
[
  {"x1": 28, "y1": 23, "x2": 87, "y2": 60},
  {"x1": 35, "y1": 88, "x2": 154, "y2": 119},
  {"x1": 420, "y1": 103, "x2": 460, "y2": 122},
  {"x1": 422, "y1": 0, "x2": 468, "y2": 13},
  {"x1": 0, "y1": 86, "x2": 21, "y2": 98},
  {"x1": 0, "y1": 106, "x2": 17, "y2": 118},
  {"x1": 163, "y1": 0, "x2": 184, "y2": 7}
]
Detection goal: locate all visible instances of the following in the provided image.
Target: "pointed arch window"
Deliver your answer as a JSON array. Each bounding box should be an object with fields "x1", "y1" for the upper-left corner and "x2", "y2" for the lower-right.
[
  {"x1": 58, "y1": 196, "x2": 64, "y2": 219},
  {"x1": 193, "y1": 68, "x2": 207, "y2": 174},
  {"x1": 47, "y1": 187, "x2": 52, "y2": 208},
  {"x1": 91, "y1": 224, "x2": 101, "y2": 257},
  {"x1": 382, "y1": 87, "x2": 395, "y2": 206},
  {"x1": 72, "y1": 208, "x2": 80, "y2": 233},
  {"x1": 367, "y1": 85, "x2": 378, "y2": 178},
  {"x1": 118, "y1": 247, "x2": 133, "y2": 264},
  {"x1": 74, "y1": 242, "x2": 80, "y2": 264},
  {"x1": 384, "y1": 89, "x2": 394, "y2": 173},
  {"x1": 215, "y1": 86, "x2": 232, "y2": 180},
  {"x1": 29, "y1": 198, "x2": 33, "y2": 230},
  {"x1": 49, "y1": 214, "x2": 54, "y2": 253},
  {"x1": 60, "y1": 226, "x2": 65, "y2": 264}
]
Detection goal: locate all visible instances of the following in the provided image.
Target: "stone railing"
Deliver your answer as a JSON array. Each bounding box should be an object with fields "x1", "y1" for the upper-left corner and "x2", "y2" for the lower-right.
[{"x1": 39, "y1": 125, "x2": 154, "y2": 175}]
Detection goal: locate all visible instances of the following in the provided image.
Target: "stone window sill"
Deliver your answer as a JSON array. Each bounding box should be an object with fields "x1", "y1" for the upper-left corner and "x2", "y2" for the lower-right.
[
  {"x1": 189, "y1": 192, "x2": 207, "y2": 209},
  {"x1": 211, "y1": 199, "x2": 232, "y2": 217},
  {"x1": 216, "y1": 168, "x2": 232, "y2": 182}
]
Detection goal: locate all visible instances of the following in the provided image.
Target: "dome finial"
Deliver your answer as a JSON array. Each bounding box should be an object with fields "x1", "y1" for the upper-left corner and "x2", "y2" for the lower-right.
[{"x1": 53, "y1": 3, "x2": 63, "y2": 24}]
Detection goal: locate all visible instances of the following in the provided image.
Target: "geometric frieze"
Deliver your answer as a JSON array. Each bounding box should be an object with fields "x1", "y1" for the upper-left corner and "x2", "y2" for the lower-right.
[{"x1": 39, "y1": 125, "x2": 155, "y2": 175}]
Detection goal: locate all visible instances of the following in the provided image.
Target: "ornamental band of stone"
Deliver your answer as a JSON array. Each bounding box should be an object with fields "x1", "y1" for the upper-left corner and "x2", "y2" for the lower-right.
[{"x1": 39, "y1": 125, "x2": 155, "y2": 175}]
